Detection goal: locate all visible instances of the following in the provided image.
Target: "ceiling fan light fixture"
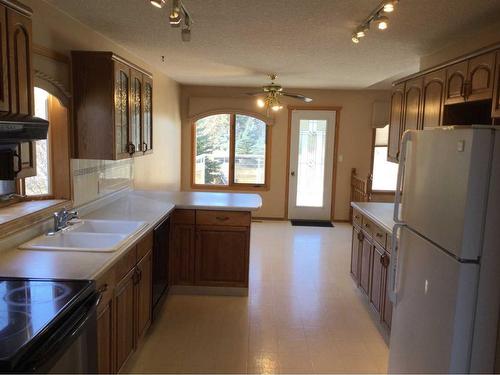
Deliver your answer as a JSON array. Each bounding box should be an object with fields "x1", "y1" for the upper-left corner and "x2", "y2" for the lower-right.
[
  {"x1": 271, "y1": 104, "x2": 282, "y2": 112},
  {"x1": 150, "y1": 0, "x2": 165, "y2": 8},
  {"x1": 257, "y1": 98, "x2": 266, "y2": 108}
]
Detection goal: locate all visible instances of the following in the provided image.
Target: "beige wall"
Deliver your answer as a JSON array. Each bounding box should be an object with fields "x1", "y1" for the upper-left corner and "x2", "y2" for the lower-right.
[
  {"x1": 420, "y1": 19, "x2": 500, "y2": 70},
  {"x1": 180, "y1": 86, "x2": 390, "y2": 221},
  {"x1": 25, "y1": 0, "x2": 182, "y2": 203}
]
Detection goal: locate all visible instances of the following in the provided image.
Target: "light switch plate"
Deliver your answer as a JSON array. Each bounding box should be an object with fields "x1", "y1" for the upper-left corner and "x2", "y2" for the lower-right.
[{"x1": 457, "y1": 140, "x2": 465, "y2": 152}]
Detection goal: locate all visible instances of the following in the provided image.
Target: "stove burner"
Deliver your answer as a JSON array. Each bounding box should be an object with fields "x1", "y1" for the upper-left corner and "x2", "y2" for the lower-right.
[
  {"x1": 3, "y1": 282, "x2": 72, "y2": 306},
  {"x1": 0, "y1": 310, "x2": 32, "y2": 339}
]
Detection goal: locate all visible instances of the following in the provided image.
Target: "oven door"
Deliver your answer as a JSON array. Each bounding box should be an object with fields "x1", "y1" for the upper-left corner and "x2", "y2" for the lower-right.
[{"x1": 20, "y1": 292, "x2": 99, "y2": 374}]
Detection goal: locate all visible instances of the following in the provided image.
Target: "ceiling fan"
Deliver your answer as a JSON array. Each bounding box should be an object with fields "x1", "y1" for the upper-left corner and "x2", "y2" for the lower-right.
[{"x1": 247, "y1": 74, "x2": 313, "y2": 113}]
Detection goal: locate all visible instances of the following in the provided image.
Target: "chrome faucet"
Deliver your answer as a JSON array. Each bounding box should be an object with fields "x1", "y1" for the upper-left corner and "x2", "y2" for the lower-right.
[{"x1": 48, "y1": 208, "x2": 78, "y2": 235}]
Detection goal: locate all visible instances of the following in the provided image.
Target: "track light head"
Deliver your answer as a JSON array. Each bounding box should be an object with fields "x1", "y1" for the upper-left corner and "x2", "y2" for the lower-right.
[
  {"x1": 169, "y1": 0, "x2": 182, "y2": 26},
  {"x1": 150, "y1": 0, "x2": 165, "y2": 8},
  {"x1": 351, "y1": 34, "x2": 359, "y2": 44},
  {"x1": 383, "y1": 0, "x2": 397, "y2": 12},
  {"x1": 375, "y1": 14, "x2": 389, "y2": 30}
]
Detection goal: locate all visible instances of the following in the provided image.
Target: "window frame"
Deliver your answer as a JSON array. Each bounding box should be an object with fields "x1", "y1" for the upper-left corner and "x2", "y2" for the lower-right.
[
  {"x1": 370, "y1": 126, "x2": 396, "y2": 193},
  {"x1": 191, "y1": 111, "x2": 271, "y2": 191}
]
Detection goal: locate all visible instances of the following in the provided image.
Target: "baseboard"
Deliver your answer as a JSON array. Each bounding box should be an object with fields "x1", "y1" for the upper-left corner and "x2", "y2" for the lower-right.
[
  {"x1": 252, "y1": 216, "x2": 287, "y2": 221},
  {"x1": 169, "y1": 285, "x2": 248, "y2": 297}
]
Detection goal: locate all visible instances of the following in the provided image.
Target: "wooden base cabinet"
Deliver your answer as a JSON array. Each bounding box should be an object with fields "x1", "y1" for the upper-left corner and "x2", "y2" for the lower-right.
[
  {"x1": 95, "y1": 232, "x2": 154, "y2": 374},
  {"x1": 350, "y1": 208, "x2": 393, "y2": 333},
  {"x1": 170, "y1": 209, "x2": 251, "y2": 289}
]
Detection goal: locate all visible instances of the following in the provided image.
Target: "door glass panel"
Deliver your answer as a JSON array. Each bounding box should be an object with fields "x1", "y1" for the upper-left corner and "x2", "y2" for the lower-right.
[
  {"x1": 131, "y1": 77, "x2": 141, "y2": 149},
  {"x1": 296, "y1": 119, "x2": 327, "y2": 207},
  {"x1": 194, "y1": 114, "x2": 230, "y2": 185},
  {"x1": 115, "y1": 70, "x2": 129, "y2": 154},
  {"x1": 234, "y1": 115, "x2": 266, "y2": 184},
  {"x1": 143, "y1": 83, "x2": 152, "y2": 150}
]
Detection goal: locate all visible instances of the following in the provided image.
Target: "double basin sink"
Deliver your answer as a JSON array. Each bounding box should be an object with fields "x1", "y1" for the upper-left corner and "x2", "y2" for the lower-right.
[{"x1": 20, "y1": 219, "x2": 147, "y2": 253}]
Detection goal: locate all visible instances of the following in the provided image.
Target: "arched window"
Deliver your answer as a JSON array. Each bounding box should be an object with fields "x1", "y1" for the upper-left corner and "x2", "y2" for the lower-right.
[{"x1": 192, "y1": 113, "x2": 270, "y2": 189}]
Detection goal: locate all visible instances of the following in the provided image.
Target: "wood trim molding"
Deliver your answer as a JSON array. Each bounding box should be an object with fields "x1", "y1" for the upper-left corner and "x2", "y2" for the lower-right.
[
  {"x1": 188, "y1": 109, "x2": 274, "y2": 126},
  {"x1": 393, "y1": 42, "x2": 500, "y2": 86},
  {"x1": 33, "y1": 44, "x2": 69, "y2": 63},
  {"x1": 284, "y1": 106, "x2": 343, "y2": 221}
]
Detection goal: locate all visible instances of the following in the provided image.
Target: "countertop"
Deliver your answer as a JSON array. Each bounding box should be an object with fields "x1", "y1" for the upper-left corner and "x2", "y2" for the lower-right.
[
  {"x1": 350, "y1": 202, "x2": 396, "y2": 233},
  {"x1": 0, "y1": 190, "x2": 262, "y2": 281}
]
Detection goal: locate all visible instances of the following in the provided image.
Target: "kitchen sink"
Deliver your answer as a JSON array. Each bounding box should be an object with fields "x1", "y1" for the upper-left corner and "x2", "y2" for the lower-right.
[{"x1": 19, "y1": 219, "x2": 147, "y2": 253}]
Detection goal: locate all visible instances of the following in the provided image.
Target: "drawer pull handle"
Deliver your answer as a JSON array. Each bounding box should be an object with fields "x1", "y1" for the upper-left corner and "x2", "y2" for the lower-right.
[
  {"x1": 98, "y1": 284, "x2": 108, "y2": 293},
  {"x1": 354, "y1": 215, "x2": 360, "y2": 219},
  {"x1": 364, "y1": 223, "x2": 370, "y2": 228},
  {"x1": 216, "y1": 216, "x2": 229, "y2": 221},
  {"x1": 376, "y1": 233, "x2": 383, "y2": 238}
]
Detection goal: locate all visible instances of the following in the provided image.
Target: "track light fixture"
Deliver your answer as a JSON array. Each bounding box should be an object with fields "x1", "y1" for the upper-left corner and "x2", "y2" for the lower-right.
[
  {"x1": 149, "y1": 0, "x2": 193, "y2": 41},
  {"x1": 351, "y1": 0, "x2": 398, "y2": 44}
]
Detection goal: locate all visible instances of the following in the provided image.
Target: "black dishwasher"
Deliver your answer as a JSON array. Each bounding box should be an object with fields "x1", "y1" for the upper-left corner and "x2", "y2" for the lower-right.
[{"x1": 152, "y1": 215, "x2": 170, "y2": 317}]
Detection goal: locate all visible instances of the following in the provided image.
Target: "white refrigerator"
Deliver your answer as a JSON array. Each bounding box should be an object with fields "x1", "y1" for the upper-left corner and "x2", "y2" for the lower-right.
[{"x1": 388, "y1": 126, "x2": 500, "y2": 373}]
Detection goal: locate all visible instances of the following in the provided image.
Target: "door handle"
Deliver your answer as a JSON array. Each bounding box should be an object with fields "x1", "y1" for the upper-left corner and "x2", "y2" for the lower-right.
[{"x1": 291, "y1": 171, "x2": 295, "y2": 176}]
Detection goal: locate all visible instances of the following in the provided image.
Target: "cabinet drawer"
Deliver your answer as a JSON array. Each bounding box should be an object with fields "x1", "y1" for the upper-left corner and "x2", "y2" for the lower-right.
[
  {"x1": 352, "y1": 209, "x2": 362, "y2": 227},
  {"x1": 172, "y1": 209, "x2": 195, "y2": 225},
  {"x1": 137, "y1": 231, "x2": 153, "y2": 261},
  {"x1": 115, "y1": 247, "x2": 137, "y2": 281},
  {"x1": 373, "y1": 224, "x2": 387, "y2": 248},
  {"x1": 196, "y1": 210, "x2": 251, "y2": 227},
  {"x1": 96, "y1": 267, "x2": 115, "y2": 314},
  {"x1": 361, "y1": 217, "x2": 375, "y2": 237}
]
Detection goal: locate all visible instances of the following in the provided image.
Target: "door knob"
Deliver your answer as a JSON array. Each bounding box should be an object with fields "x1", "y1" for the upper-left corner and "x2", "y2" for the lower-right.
[{"x1": 291, "y1": 171, "x2": 295, "y2": 176}]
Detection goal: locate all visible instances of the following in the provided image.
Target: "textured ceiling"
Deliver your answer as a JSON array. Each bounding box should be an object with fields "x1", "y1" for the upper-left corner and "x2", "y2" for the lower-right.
[{"x1": 46, "y1": 0, "x2": 500, "y2": 89}]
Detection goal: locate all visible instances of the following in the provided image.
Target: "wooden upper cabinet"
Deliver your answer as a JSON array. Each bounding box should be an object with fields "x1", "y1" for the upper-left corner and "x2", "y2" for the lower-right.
[
  {"x1": 467, "y1": 52, "x2": 495, "y2": 102},
  {"x1": 129, "y1": 69, "x2": 142, "y2": 155},
  {"x1": 445, "y1": 61, "x2": 468, "y2": 105},
  {"x1": 142, "y1": 75, "x2": 153, "y2": 154},
  {"x1": 7, "y1": 9, "x2": 33, "y2": 116},
  {"x1": 388, "y1": 82, "x2": 405, "y2": 162},
  {"x1": 493, "y1": 51, "x2": 500, "y2": 118},
  {"x1": 422, "y1": 69, "x2": 445, "y2": 128},
  {"x1": 72, "y1": 51, "x2": 152, "y2": 160},
  {"x1": 0, "y1": 4, "x2": 8, "y2": 113},
  {"x1": 114, "y1": 61, "x2": 131, "y2": 159},
  {"x1": 403, "y1": 77, "x2": 423, "y2": 132}
]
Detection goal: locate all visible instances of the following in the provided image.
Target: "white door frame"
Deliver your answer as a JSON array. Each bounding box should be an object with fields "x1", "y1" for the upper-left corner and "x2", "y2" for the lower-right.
[{"x1": 286, "y1": 108, "x2": 339, "y2": 221}]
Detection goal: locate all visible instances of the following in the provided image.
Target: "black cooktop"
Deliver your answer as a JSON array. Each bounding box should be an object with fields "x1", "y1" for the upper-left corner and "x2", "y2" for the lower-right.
[{"x1": 0, "y1": 278, "x2": 94, "y2": 370}]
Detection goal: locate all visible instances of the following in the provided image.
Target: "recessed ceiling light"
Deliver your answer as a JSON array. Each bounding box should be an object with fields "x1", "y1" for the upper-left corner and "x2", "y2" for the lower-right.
[{"x1": 150, "y1": 0, "x2": 165, "y2": 8}]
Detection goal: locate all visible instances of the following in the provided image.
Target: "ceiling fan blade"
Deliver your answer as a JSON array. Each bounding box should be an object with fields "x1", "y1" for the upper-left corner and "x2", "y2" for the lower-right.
[
  {"x1": 282, "y1": 92, "x2": 313, "y2": 102},
  {"x1": 245, "y1": 92, "x2": 263, "y2": 96}
]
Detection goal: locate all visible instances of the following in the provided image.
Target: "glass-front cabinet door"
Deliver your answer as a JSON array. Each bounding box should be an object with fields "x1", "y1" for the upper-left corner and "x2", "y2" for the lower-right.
[
  {"x1": 142, "y1": 75, "x2": 153, "y2": 154},
  {"x1": 114, "y1": 61, "x2": 131, "y2": 159},
  {"x1": 130, "y1": 69, "x2": 142, "y2": 155}
]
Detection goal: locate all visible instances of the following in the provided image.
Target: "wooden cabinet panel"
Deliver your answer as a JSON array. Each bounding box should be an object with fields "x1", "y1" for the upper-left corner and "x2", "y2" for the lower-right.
[
  {"x1": 369, "y1": 244, "x2": 384, "y2": 314},
  {"x1": 7, "y1": 9, "x2": 33, "y2": 116},
  {"x1": 136, "y1": 250, "x2": 152, "y2": 340},
  {"x1": 130, "y1": 68, "x2": 142, "y2": 155},
  {"x1": 171, "y1": 224, "x2": 195, "y2": 284},
  {"x1": 467, "y1": 52, "x2": 495, "y2": 102},
  {"x1": 403, "y1": 77, "x2": 423, "y2": 132},
  {"x1": 114, "y1": 61, "x2": 131, "y2": 159},
  {"x1": 196, "y1": 210, "x2": 251, "y2": 227},
  {"x1": 142, "y1": 75, "x2": 153, "y2": 154},
  {"x1": 172, "y1": 209, "x2": 195, "y2": 225},
  {"x1": 445, "y1": 61, "x2": 468, "y2": 105},
  {"x1": 388, "y1": 82, "x2": 405, "y2": 162},
  {"x1": 114, "y1": 269, "x2": 135, "y2": 372},
  {"x1": 137, "y1": 231, "x2": 153, "y2": 261},
  {"x1": 0, "y1": 4, "x2": 8, "y2": 113},
  {"x1": 422, "y1": 69, "x2": 445, "y2": 128},
  {"x1": 350, "y1": 225, "x2": 362, "y2": 282},
  {"x1": 195, "y1": 226, "x2": 249, "y2": 287},
  {"x1": 493, "y1": 51, "x2": 500, "y2": 118},
  {"x1": 97, "y1": 300, "x2": 113, "y2": 374},
  {"x1": 359, "y1": 236, "x2": 372, "y2": 295}
]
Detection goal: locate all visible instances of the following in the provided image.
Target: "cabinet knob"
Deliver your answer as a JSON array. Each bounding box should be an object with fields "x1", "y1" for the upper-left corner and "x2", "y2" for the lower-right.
[
  {"x1": 127, "y1": 143, "x2": 136, "y2": 155},
  {"x1": 142, "y1": 142, "x2": 148, "y2": 152},
  {"x1": 216, "y1": 216, "x2": 229, "y2": 221},
  {"x1": 376, "y1": 233, "x2": 383, "y2": 238}
]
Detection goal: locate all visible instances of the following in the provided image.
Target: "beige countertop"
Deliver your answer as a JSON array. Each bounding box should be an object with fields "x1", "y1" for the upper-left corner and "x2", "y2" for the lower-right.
[
  {"x1": 0, "y1": 190, "x2": 262, "y2": 281},
  {"x1": 350, "y1": 202, "x2": 396, "y2": 233}
]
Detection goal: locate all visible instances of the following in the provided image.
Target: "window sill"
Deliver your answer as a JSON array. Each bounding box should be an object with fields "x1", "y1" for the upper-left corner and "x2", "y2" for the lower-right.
[
  {"x1": 191, "y1": 184, "x2": 270, "y2": 192},
  {"x1": 0, "y1": 199, "x2": 71, "y2": 239},
  {"x1": 371, "y1": 190, "x2": 396, "y2": 194}
]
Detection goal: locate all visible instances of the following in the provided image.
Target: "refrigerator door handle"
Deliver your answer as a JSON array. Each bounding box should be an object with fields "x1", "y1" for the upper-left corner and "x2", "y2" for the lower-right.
[
  {"x1": 394, "y1": 131, "x2": 412, "y2": 223},
  {"x1": 389, "y1": 223, "x2": 406, "y2": 304}
]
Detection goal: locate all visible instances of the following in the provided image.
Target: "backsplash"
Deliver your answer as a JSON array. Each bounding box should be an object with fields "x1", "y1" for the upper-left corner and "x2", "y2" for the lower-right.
[{"x1": 71, "y1": 159, "x2": 134, "y2": 207}]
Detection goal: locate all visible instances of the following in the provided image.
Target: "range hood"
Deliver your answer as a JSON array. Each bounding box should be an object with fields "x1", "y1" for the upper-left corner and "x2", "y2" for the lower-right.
[{"x1": 0, "y1": 114, "x2": 49, "y2": 143}]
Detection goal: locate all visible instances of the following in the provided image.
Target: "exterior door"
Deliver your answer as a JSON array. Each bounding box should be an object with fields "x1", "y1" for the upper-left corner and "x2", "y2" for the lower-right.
[{"x1": 288, "y1": 110, "x2": 335, "y2": 220}]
